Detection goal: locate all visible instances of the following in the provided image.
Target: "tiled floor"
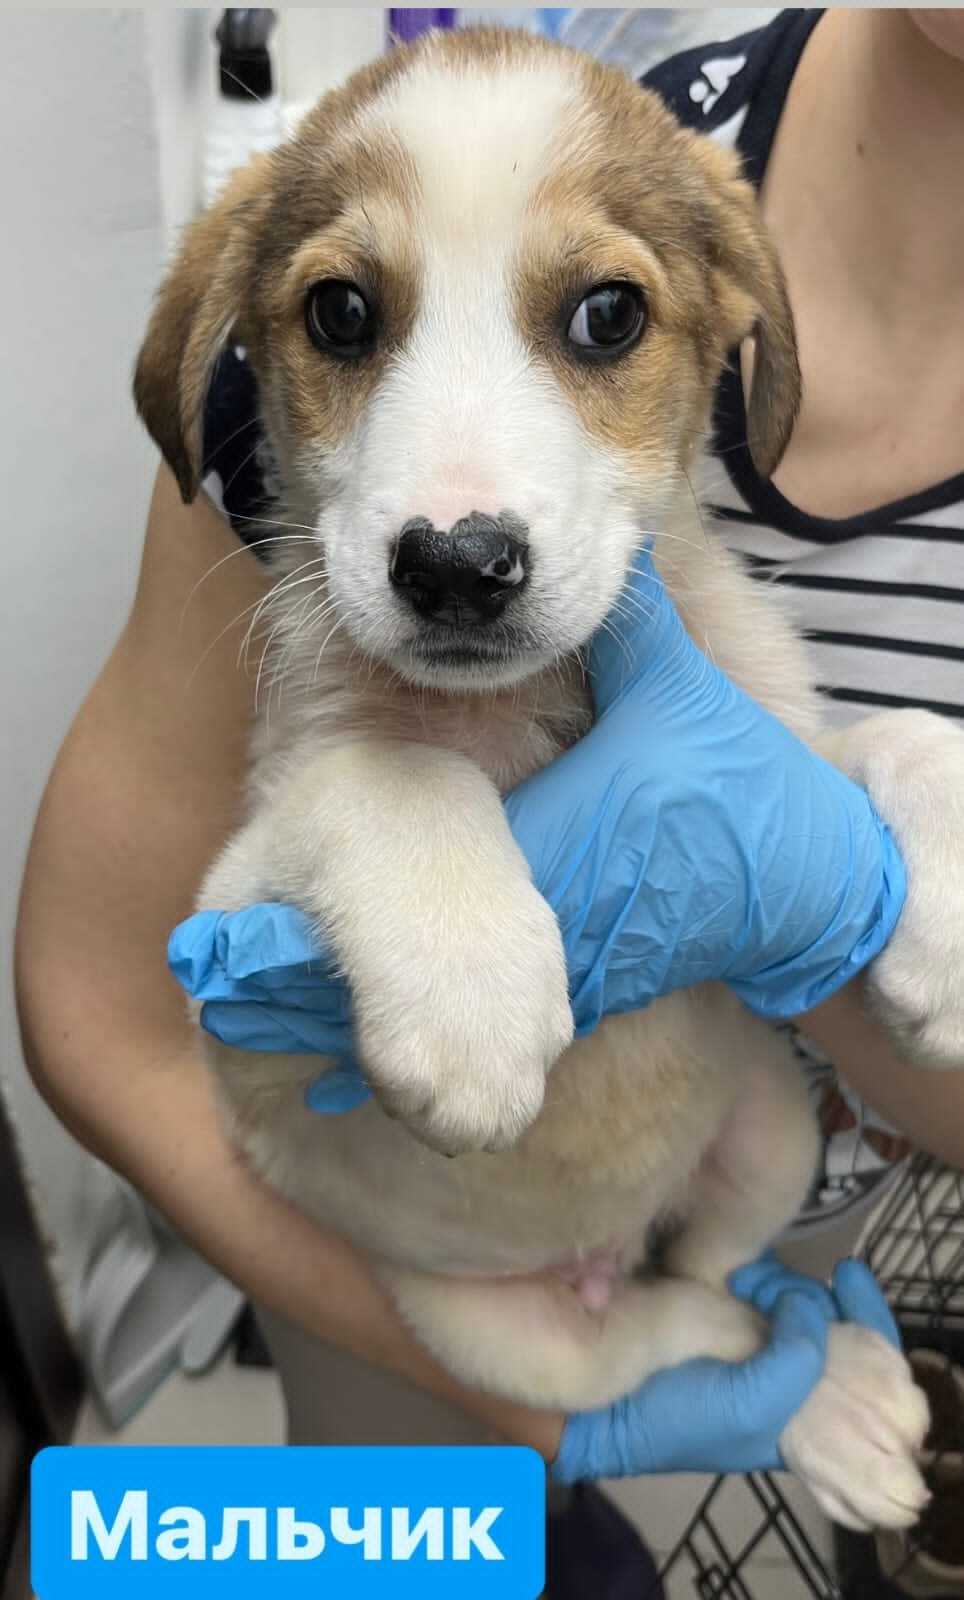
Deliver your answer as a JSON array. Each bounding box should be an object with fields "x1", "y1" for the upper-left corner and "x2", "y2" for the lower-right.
[{"x1": 72, "y1": 1353, "x2": 285, "y2": 1449}]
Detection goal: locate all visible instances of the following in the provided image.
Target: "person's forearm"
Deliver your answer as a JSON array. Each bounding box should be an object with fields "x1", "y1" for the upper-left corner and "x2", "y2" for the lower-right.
[
  {"x1": 19, "y1": 1004, "x2": 564, "y2": 1461},
  {"x1": 798, "y1": 978, "x2": 964, "y2": 1170}
]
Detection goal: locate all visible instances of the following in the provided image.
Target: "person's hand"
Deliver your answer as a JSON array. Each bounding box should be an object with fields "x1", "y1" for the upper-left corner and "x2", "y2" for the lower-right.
[
  {"x1": 551, "y1": 1257, "x2": 900, "y2": 1482},
  {"x1": 505, "y1": 548, "x2": 906, "y2": 1034},
  {"x1": 167, "y1": 904, "x2": 369, "y2": 1112}
]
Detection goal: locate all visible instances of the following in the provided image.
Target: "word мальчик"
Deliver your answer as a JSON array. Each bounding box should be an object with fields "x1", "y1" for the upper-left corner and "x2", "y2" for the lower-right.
[
  {"x1": 31, "y1": 1444, "x2": 545, "y2": 1598},
  {"x1": 70, "y1": 1490, "x2": 505, "y2": 1563}
]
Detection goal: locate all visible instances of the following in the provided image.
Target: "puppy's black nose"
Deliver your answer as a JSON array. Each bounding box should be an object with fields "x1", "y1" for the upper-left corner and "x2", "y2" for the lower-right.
[{"x1": 389, "y1": 513, "x2": 529, "y2": 626}]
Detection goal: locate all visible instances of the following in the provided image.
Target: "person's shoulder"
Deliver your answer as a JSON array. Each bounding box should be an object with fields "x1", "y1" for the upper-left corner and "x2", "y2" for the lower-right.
[{"x1": 640, "y1": 10, "x2": 809, "y2": 139}]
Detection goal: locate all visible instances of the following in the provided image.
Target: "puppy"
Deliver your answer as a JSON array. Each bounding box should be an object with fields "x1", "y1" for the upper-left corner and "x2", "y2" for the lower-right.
[{"x1": 136, "y1": 29, "x2": 964, "y2": 1530}]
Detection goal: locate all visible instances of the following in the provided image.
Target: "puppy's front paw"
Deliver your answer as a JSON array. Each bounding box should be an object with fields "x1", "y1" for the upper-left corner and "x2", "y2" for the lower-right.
[
  {"x1": 780, "y1": 1323, "x2": 930, "y2": 1532},
  {"x1": 355, "y1": 882, "x2": 573, "y2": 1155},
  {"x1": 830, "y1": 710, "x2": 964, "y2": 1067}
]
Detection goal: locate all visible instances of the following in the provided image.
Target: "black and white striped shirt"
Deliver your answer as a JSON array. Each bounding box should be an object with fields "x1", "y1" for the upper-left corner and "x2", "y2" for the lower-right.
[{"x1": 643, "y1": 9, "x2": 964, "y2": 728}]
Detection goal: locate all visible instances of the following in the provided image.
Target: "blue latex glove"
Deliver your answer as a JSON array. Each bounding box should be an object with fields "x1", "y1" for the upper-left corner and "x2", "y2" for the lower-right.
[
  {"x1": 169, "y1": 550, "x2": 905, "y2": 1106},
  {"x1": 505, "y1": 548, "x2": 906, "y2": 1034},
  {"x1": 168, "y1": 905, "x2": 368, "y2": 1113},
  {"x1": 551, "y1": 1257, "x2": 899, "y2": 1483}
]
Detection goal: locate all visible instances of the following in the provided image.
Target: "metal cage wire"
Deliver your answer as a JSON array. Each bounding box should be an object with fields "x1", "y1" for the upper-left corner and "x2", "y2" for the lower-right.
[{"x1": 652, "y1": 1155, "x2": 964, "y2": 1599}]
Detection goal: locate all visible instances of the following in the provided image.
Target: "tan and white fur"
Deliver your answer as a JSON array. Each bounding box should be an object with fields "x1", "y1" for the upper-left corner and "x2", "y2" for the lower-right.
[{"x1": 136, "y1": 30, "x2": 964, "y2": 1532}]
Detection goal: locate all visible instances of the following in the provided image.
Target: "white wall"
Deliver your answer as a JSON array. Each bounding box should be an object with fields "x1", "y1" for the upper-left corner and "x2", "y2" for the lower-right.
[
  {"x1": 144, "y1": 9, "x2": 216, "y2": 255},
  {"x1": 278, "y1": 9, "x2": 386, "y2": 112},
  {"x1": 1, "y1": 10, "x2": 166, "y2": 1322}
]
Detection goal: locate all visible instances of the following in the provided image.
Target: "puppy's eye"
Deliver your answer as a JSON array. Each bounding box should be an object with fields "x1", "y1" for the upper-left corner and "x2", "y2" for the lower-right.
[
  {"x1": 567, "y1": 283, "x2": 646, "y2": 355},
  {"x1": 305, "y1": 280, "x2": 375, "y2": 355}
]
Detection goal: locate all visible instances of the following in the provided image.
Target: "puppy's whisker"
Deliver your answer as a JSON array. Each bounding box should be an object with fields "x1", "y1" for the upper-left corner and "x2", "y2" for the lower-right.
[
  {"x1": 625, "y1": 562, "x2": 662, "y2": 588},
  {"x1": 269, "y1": 585, "x2": 332, "y2": 651},
  {"x1": 612, "y1": 590, "x2": 658, "y2": 630},
  {"x1": 255, "y1": 608, "x2": 297, "y2": 714},
  {"x1": 638, "y1": 526, "x2": 700, "y2": 550},
  {"x1": 260, "y1": 557, "x2": 329, "y2": 606},
  {"x1": 617, "y1": 581, "x2": 659, "y2": 611},
  {"x1": 181, "y1": 533, "x2": 319, "y2": 625},
  {"x1": 230, "y1": 512, "x2": 325, "y2": 537},
  {"x1": 266, "y1": 594, "x2": 340, "y2": 676},
  {"x1": 185, "y1": 559, "x2": 327, "y2": 686},
  {"x1": 261, "y1": 567, "x2": 332, "y2": 632},
  {"x1": 241, "y1": 601, "x2": 304, "y2": 679},
  {"x1": 237, "y1": 557, "x2": 328, "y2": 667},
  {"x1": 269, "y1": 596, "x2": 342, "y2": 693},
  {"x1": 681, "y1": 469, "x2": 716, "y2": 550},
  {"x1": 201, "y1": 413, "x2": 261, "y2": 470},
  {"x1": 218, "y1": 61, "x2": 267, "y2": 104},
  {"x1": 596, "y1": 616, "x2": 634, "y2": 676},
  {"x1": 219, "y1": 437, "x2": 269, "y2": 499},
  {"x1": 278, "y1": 594, "x2": 340, "y2": 649},
  {"x1": 310, "y1": 616, "x2": 348, "y2": 687}
]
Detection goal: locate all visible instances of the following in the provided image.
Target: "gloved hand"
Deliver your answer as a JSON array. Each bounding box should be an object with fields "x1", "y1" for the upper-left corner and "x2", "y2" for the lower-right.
[
  {"x1": 169, "y1": 550, "x2": 906, "y2": 1102},
  {"x1": 506, "y1": 548, "x2": 905, "y2": 1033},
  {"x1": 551, "y1": 1257, "x2": 900, "y2": 1483},
  {"x1": 168, "y1": 903, "x2": 367, "y2": 1113}
]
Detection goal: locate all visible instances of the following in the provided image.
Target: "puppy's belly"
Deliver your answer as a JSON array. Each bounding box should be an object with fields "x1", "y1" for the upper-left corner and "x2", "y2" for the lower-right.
[{"x1": 207, "y1": 989, "x2": 745, "y2": 1278}]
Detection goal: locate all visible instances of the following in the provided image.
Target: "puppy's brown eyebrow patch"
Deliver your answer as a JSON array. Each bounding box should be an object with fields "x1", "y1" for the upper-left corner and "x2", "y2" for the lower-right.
[
  {"x1": 275, "y1": 195, "x2": 419, "y2": 316},
  {"x1": 254, "y1": 123, "x2": 421, "y2": 303},
  {"x1": 497, "y1": 49, "x2": 798, "y2": 480},
  {"x1": 252, "y1": 120, "x2": 423, "y2": 454}
]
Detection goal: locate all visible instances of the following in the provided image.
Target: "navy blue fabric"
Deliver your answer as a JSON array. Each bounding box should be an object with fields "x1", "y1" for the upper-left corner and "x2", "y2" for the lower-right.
[
  {"x1": 202, "y1": 345, "x2": 273, "y2": 557},
  {"x1": 641, "y1": 10, "x2": 820, "y2": 178}
]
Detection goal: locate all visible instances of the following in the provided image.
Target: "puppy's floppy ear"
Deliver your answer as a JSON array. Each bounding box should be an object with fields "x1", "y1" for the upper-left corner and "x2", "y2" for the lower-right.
[
  {"x1": 693, "y1": 140, "x2": 801, "y2": 479},
  {"x1": 133, "y1": 156, "x2": 271, "y2": 502}
]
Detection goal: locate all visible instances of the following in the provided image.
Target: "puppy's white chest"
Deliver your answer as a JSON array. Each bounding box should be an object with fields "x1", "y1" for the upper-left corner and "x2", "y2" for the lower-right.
[
  {"x1": 265, "y1": 637, "x2": 593, "y2": 795},
  {"x1": 422, "y1": 673, "x2": 591, "y2": 790}
]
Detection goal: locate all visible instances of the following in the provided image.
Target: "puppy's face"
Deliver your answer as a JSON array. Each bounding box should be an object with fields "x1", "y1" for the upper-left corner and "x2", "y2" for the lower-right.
[{"x1": 137, "y1": 30, "x2": 798, "y2": 691}]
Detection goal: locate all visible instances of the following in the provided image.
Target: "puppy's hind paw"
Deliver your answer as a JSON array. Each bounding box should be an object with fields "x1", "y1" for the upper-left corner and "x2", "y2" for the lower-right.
[{"x1": 780, "y1": 1323, "x2": 931, "y2": 1532}]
